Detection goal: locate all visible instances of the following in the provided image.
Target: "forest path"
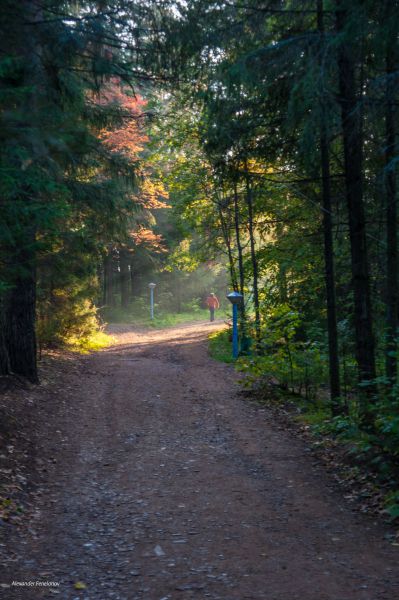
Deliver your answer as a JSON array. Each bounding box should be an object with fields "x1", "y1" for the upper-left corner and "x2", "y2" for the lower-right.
[{"x1": 2, "y1": 321, "x2": 399, "y2": 600}]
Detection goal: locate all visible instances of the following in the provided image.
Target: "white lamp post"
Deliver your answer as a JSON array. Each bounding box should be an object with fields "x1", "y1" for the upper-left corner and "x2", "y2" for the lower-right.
[{"x1": 149, "y1": 282, "x2": 156, "y2": 319}]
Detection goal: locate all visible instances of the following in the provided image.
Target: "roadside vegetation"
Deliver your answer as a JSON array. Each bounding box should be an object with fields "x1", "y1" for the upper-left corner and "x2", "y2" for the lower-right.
[
  {"x1": 209, "y1": 328, "x2": 399, "y2": 521},
  {"x1": 103, "y1": 301, "x2": 213, "y2": 329}
]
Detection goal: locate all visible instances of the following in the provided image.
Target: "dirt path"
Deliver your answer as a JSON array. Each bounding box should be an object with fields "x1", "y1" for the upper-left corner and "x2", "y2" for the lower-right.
[{"x1": 1, "y1": 322, "x2": 399, "y2": 600}]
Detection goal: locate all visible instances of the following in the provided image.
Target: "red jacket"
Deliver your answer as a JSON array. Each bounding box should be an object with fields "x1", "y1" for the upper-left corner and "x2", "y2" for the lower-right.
[{"x1": 206, "y1": 295, "x2": 220, "y2": 309}]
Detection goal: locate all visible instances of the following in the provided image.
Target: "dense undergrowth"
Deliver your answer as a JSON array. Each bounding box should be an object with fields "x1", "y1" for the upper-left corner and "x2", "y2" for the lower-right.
[
  {"x1": 37, "y1": 293, "x2": 113, "y2": 355},
  {"x1": 208, "y1": 326, "x2": 399, "y2": 523}
]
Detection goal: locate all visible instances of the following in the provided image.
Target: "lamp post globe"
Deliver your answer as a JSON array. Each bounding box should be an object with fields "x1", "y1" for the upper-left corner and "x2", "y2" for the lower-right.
[{"x1": 227, "y1": 291, "x2": 243, "y2": 305}]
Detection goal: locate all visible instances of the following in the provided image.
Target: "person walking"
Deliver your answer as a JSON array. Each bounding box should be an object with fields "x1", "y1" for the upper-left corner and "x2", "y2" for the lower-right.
[{"x1": 206, "y1": 292, "x2": 220, "y2": 322}]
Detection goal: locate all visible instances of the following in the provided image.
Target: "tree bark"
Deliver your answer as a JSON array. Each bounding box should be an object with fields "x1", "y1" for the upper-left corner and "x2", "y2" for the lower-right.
[
  {"x1": 384, "y1": 18, "x2": 398, "y2": 384},
  {"x1": 317, "y1": 0, "x2": 342, "y2": 414},
  {"x1": 4, "y1": 238, "x2": 38, "y2": 383},
  {"x1": 120, "y1": 248, "x2": 130, "y2": 309},
  {"x1": 320, "y1": 128, "x2": 343, "y2": 412},
  {"x1": 0, "y1": 0, "x2": 43, "y2": 382},
  {"x1": 129, "y1": 261, "x2": 136, "y2": 300},
  {"x1": 175, "y1": 277, "x2": 182, "y2": 313},
  {"x1": 218, "y1": 199, "x2": 238, "y2": 292},
  {"x1": 233, "y1": 182, "x2": 246, "y2": 305},
  {"x1": 335, "y1": 1, "x2": 376, "y2": 420},
  {"x1": 244, "y1": 167, "x2": 261, "y2": 347},
  {"x1": 0, "y1": 300, "x2": 11, "y2": 376},
  {"x1": 104, "y1": 248, "x2": 115, "y2": 307}
]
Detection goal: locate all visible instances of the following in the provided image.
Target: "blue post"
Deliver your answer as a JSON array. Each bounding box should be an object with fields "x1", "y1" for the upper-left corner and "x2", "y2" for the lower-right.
[
  {"x1": 232, "y1": 302, "x2": 238, "y2": 359},
  {"x1": 226, "y1": 291, "x2": 243, "y2": 360}
]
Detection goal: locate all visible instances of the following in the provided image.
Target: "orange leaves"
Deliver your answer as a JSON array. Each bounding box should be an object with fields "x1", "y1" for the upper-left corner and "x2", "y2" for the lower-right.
[
  {"x1": 97, "y1": 80, "x2": 149, "y2": 161},
  {"x1": 95, "y1": 80, "x2": 170, "y2": 211},
  {"x1": 93, "y1": 79, "x2": 169, "y2": 251},
  {"x1": 129, "y1": 227, "x2": 166, "y2": 253}
]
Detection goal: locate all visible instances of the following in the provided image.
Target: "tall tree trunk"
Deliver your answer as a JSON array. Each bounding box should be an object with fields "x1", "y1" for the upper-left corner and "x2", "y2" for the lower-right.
[
  {"x1": 104, "y1": 248, "x2": 115, "y2": 307},
  {"x1": 0, "y1": 0, "x2": 44, "y2": 382},
  {"x1": 335, "y1": 1, "x2": 376, "y2": 421},
  {"x1": 317, "y1": 0, "x2": 342, "y2": 414},
  {"x1": 277, "y1": 265, "x2": 288, "y2": 304},
  {"x1": 175, "y1": 277, "x2": 182, "y2": 313},
  {"x1": 233, "y1": 181, "x2": 248, "y2": 354},
  {"x1": 275, "y1": 222, "x2": 288, "y2": 304},
  {"x1": 244, "y1": 167, "x2": 261, "y2": 347},
  {"x1": 384, "y1": 21, "x2": 398, "y2": 384},
  {"x1": 129, "y1": 261, "x2": 136, "y2": 300},
  {"x1": 218, "y1": 200, "x2": 238, "y2": 291},
  {"x1": 4, "y1": 238, "x2": 38, "y2": 382},
  {"x1": 120, "y1": 248, "x2": 130, "y2": 309},
  {"x1": 233, "y1": 182, "x2": 246, "y2": 307},
  {"x1": 320, "y1": 128, "x2": 343, "y2": 412},
  {"x1": 0, "y1": 299, "x2": 11, "y2": 376}
]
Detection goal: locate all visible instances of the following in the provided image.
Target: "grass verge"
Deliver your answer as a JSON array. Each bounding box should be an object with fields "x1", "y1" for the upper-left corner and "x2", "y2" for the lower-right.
[
  {"x1": 102, "y1": 305, "x2": 212, "y2": 329},
  {"x1": 208, "y1": 329, "x2": 235, "y2": 363}
]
